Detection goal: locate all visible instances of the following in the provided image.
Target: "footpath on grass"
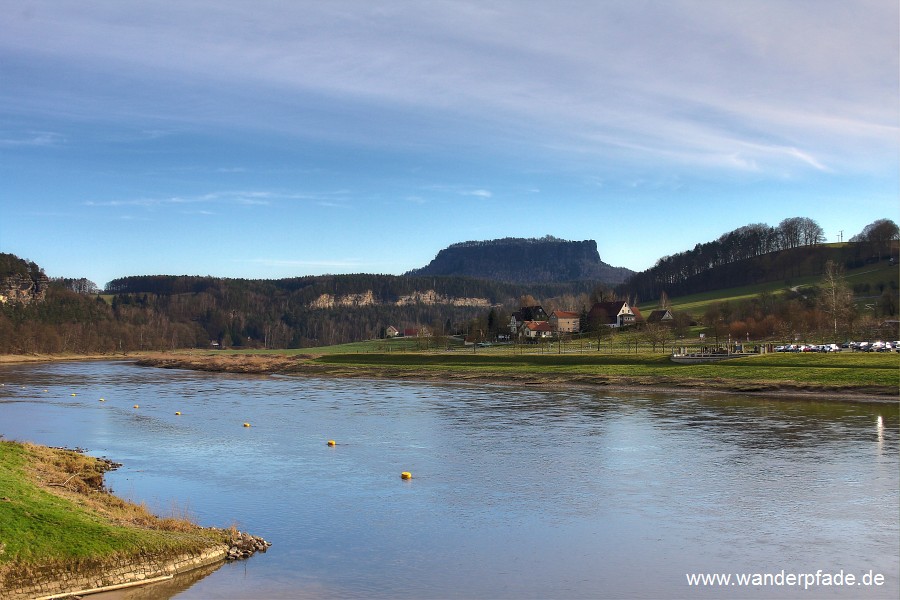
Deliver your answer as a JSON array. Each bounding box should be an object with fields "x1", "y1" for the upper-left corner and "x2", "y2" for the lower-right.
[
  {"x1": 133, "y1": 350, "x2": 900, "y2": 402},
  {"x1": 0, "y1": 440, "x2": 269, "y2": 600}
]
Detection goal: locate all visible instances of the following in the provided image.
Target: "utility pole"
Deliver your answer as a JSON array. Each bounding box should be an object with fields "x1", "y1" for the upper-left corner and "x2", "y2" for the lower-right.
[{"x1": 838, "y1": 230, "x2": 843, "y2": 243}]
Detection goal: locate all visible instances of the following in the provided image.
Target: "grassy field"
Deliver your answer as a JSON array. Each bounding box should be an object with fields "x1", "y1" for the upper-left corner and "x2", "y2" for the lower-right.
[
  {"x1": 314, "y1": 350, "x2": 900, "y2": 390},
  {"x1": 0, "y1": 441, "x2": 226, "y2": 581},
  {"x1": 640, "y1": 260, "x2": 898, "y2": 318}
]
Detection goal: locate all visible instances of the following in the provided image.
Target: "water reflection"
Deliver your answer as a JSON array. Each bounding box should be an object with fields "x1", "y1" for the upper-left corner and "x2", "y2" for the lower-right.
[
  {"x1": 89, "y1": 561, "x2": 224, "y2": 600},
  {"x1": 0, "y1": 361, "x2": 897, "y2": 599}
]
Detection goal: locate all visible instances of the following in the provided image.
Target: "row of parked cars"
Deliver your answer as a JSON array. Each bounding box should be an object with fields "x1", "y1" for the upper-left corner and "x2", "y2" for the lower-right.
[
  {"x1": 775, "y1": 344, "x2": 840, "y2": 352},
  {"x1": 845, "y1": 341, "x2": 899, "y2": 352},
  {"x1": 774, "y1": 341, "x2": 900, "y2": 352}
]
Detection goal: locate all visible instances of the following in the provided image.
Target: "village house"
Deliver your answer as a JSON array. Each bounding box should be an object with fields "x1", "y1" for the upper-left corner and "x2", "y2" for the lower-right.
[
  {"x1": 403, "y1": 326, "x2": 431, "y2": 337},
  {"x1": 522, "y1": 320, "x2": 553, "y2": 340},
  {"x1": 549, "y1": 310, "x2": 580, "y2": 334},
  {"x1": 509, "y1": 305, "x2": 549, "y2": 334},
  {"x1": 646, "y1": 309, "x2": 674, "y2": 325},
  {"x1": 385, "y1": 325, "x2": 400, "y2": 338},
  {"x1": 630, "y1": 306, "x2": 644, "y2": 323},
  {"x1": 587, "y1": 300, "x2": 637, "y2": 328}
]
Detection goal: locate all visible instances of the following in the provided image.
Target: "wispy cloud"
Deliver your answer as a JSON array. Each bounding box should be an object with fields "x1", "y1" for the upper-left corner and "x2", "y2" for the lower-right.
[
  {"x1": 0, "y1": 131, "x2": 65, "y2": 147},
  {"x1": 463, "y1": 189, "x2": 492, "y2": 199},
  {"x1": 3, "y1": 2, "x2": 894, "y2": 175},
  {"x1": 84, "y1": 190, "x2": 281, "y2": 209}
]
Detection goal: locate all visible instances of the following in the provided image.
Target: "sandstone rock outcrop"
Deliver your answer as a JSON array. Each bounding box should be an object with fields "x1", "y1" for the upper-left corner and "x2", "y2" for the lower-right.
[{"x1": 0, "y1": 271, "x2": 50, "y2": 305}]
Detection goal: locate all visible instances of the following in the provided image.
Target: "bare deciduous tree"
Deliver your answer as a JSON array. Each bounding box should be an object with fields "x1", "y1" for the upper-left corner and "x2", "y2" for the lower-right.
[{"x1": 819, "y1": 260, "x2": 854, "y2": 337}]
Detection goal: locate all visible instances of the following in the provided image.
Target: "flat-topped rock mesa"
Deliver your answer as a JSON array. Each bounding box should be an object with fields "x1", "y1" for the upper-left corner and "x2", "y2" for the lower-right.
[{"x1": 406, "y1": 236, "x2": 634, "y2": 284}]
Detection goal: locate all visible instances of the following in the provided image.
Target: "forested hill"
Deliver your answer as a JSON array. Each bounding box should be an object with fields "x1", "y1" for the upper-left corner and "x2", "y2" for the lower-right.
[
  {"x1": 1, "y1": 264, "x2": 601, "y2": 354},
  {"x1": 405, "y1": 236, "x2": 633, "y2": 284},
  {"x1": 620, "y1": 218, "x2": 899, "y2": 301}
]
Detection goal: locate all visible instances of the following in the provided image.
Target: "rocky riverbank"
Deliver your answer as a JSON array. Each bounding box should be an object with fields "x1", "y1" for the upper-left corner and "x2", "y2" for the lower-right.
[{"x1": 227, "y1": 531, "x2": 272, "y2": 561}]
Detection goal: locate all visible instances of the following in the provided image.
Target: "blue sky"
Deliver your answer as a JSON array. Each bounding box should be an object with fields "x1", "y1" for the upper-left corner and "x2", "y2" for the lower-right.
[{"x1": 2, "y1": 1, "x2": 897, "y2": 288}]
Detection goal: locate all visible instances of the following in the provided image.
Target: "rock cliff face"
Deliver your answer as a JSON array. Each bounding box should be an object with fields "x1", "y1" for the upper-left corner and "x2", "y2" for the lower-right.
[
  {"x1": 308, "y1": 289, "x2": 492, "y2": 310},
  {"x1": 406, "y1": 236, "x2": 633, "y2": 284},
  {"x1": 0, "y1": 254, "x2": 50, "y2": 305}
]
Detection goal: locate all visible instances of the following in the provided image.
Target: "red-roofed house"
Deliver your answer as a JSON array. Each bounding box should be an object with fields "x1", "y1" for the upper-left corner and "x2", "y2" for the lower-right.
[
  {"x1": 522, "y1": 320, "x2": 553, "y2": 340},
  {"x1": 549, "y1": 310, "x2": 580, "y2": 333}
]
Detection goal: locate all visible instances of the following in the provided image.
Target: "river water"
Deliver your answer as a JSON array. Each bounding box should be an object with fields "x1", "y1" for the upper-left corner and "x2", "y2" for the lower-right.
[{"x1": 0, "y1": 361, "x2": 897, "y2": 599}]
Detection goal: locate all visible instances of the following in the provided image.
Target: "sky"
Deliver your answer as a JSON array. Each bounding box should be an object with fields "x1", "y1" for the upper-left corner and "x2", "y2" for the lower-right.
[{"x1": 1, "y1": 1, "x2": 898, "y2": 288}]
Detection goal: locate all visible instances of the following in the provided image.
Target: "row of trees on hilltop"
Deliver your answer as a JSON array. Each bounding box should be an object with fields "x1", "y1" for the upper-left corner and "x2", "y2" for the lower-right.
[{"x1": 622, "y1": 218, "x2": 898, "y2": 301}]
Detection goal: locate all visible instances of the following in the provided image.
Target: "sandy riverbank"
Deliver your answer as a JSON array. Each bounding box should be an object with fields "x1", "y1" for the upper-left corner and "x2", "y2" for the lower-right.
[{"x1": 0, "y1": 353, "x2": 136, "y2": 364}]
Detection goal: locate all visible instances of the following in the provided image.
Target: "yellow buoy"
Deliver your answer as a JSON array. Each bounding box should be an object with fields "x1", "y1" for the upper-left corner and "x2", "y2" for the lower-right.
[
  {"x1": 71, "y1": 393, "x2": 77, "y2": 397},
  {"x1": 99, "y1": 398, "x2": 105, "y2": 402},
  {"x1": 243, "y1": 422, "x2": 251, "y2": 427},
  {"x1": 175, "y1": 411, "x2": 182, "y2": 415},
  {"x1": 133, "y1": 405, "x2": 139, "y2": 408},
  {"x1": 327, "y1": 440, "x2": 336, "y2": 447},
  {"x1": 400, "y1": 471, "x2": 412, "y2": 480}
]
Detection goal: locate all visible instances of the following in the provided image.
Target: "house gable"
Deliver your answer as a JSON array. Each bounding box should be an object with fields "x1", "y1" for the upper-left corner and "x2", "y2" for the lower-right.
[{"x1": 587, "y1": 301, "x2": 635, "y2": 328}]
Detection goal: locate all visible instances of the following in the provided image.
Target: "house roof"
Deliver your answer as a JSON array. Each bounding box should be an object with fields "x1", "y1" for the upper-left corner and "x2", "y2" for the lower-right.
[
  {"x1": 647, "y1": 309, "x2": 673, "y2": 322},
  {"x1": 524, "y1": 320, "x2": 552, "y2": 332},
  {"x1": 513, "y1": 305, "x2": 547, "y2": 322},
  {"x1": 630, "y1": 307, "x2": 644, "y2": 321},
  {"x1": 552, "y1": 310, "x2": 580, "y2": 319}
]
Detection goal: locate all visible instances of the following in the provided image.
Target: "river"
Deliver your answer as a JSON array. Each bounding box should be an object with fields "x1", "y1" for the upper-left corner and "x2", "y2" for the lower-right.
[{"x1": 1, "y1": 361, "x2": 897, "y2": 598}]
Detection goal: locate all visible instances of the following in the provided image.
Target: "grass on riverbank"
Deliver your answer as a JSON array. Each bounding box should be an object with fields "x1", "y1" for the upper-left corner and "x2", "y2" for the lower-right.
[
  {"x1": 138, "y1": 347, "x2": 899, "y2": 396},
  {"x1": 314, "y1": 351, "x2": 900, "y2": 390},
  {"x1": 0, "y1": 440, "x2": 226, "y2": 582}
]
